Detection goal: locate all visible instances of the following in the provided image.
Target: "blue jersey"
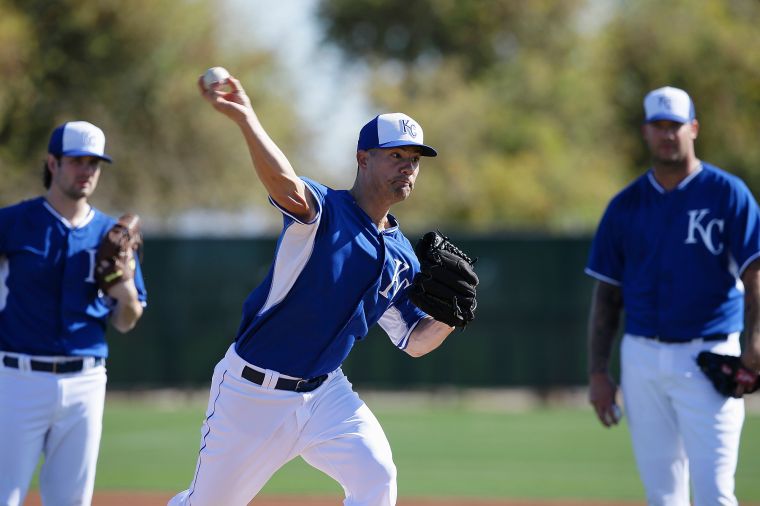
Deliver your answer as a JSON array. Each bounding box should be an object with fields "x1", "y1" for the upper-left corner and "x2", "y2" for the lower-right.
[
  {"x1": 585, "y1": 162, "x2": 760, "y2": 340},
  {"x1": 0, "y1": 197, "x2": 148, "y2": 357},
  {"x1": 235, "y1": 178, "x2": 427, "y2": 378}
]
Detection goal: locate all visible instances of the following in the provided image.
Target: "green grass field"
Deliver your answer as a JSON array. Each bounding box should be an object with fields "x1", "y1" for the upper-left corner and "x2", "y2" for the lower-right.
[{"x1": 72, "y1": 393, "x2": 760, "y2": 502}]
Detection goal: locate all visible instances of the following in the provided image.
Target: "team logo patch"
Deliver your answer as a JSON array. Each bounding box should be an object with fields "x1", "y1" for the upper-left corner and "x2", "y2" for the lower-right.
[
  {"x1": 399, "y1": 119, "x2": 417, "y2": 138},
  {"x1": 685, "y1": 208, "x2": 724, "y2": 255},
  {"x1": 80, "y1": 132, "x2": 100, "y2": 150},
  {"x1": 658, "y1": 95, "x2": 673, "y2": 111},
  {"x1": 380, "y1": 259, "x2": 411, "y2": 299}
]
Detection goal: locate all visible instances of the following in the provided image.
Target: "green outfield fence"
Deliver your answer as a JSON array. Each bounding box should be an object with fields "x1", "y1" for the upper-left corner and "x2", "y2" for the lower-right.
[{"x1": 106, "y1": 235, "x2": 603, "y2": 389}]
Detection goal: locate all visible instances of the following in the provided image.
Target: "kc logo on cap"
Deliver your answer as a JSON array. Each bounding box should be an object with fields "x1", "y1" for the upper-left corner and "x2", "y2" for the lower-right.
[
  {"x1": 48, "y1": 121, "x2": 113, "y2": 162},
  {"x1": 399, "y1": 119, "x2": 417, "y2": 138},
  {"x1": 357, "y1": 112, "x2": 437, "y2": 157},
  {"x1": 644, "y1": 86, "x2": 695, "y2": 124}
]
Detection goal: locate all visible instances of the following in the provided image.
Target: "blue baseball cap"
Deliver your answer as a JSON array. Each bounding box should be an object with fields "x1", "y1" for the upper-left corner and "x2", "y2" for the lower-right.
[
  {"x1": 357, "y1": 112, "x2": 437, "y2": 157},
  {"x1": 643, "y1": 86, "x2": 695, "y2": 124},
  {"x1": 48, "y1": 121, "x2": 113, "y2": 162}
]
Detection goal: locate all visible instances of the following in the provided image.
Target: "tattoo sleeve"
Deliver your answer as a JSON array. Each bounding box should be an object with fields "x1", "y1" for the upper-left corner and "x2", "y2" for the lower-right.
[
  {"x1": 587, "y1": 281, "x2": 624, "y2": 374},
  {"x1": 741, "y1": 259, "x2": 760, "y2": 370}
]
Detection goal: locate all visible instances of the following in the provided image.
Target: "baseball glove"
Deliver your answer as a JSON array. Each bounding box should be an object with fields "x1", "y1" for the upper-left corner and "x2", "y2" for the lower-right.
[
  {"x1": 408, "y1": 231, "x2": 478, "y2": 328},
  {"x1": 95, "y1": 214, "x2": 143, "y2": 291},
  {"x1": 696, "y1": 351, "x2": 759, "y2": 398}
]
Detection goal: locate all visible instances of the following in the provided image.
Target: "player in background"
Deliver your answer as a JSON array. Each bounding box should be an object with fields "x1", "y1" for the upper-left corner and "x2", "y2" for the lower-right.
[
  {"x1": 168, "y1": 73, "x2": 459, "y2": 506},
  {"x1": 0, "y1": 121, "x2": 148, "y2": 506},
  {"x1": 585, "y1": 86, "x2": 760, "y2": 505}
]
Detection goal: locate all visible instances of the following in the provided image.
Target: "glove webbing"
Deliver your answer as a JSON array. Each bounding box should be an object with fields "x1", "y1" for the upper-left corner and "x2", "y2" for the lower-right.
[{"x1": 436, "y1": 232, "x2": 475, "y2": 265}]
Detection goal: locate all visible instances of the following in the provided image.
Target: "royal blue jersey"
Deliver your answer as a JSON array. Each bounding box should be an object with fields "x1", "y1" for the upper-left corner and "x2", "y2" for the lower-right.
[
  {"x1": 586, "y1": 162, "x2": 760, "y2": 340},
  {"x1": 0, "y1": 197, "x2": 148, "y2": 357},
  {"x1": 235, "y1": 178, "x2": 427, "y2": 378}
]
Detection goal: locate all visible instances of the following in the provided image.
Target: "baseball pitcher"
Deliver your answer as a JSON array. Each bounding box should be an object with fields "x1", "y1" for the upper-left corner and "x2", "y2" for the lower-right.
[{"x1": 168, "y1": 71, "x2": 478, "y2": 506}]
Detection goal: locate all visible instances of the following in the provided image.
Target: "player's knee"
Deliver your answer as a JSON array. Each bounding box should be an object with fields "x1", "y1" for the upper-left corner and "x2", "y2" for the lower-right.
[
  {"x1": 691, "y1": 476, "x2": 737, "y2": 506},
  {"x1": 360, "y1": 457, "x2": 397, "y2": 499},
  {"x1": 689, "y1": 458, "x2": 737, "y2": 506},
  {"x1": 341, "y1": 451, "x2": 397, "y2": 505},
  {"x1": 692, "y1": 487, "x2": 736, "y2": 506}
]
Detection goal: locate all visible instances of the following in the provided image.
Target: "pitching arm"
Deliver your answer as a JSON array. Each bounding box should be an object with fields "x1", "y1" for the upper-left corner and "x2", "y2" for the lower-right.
[
  {"x1": 197, "y1": 74, "x2": 315, "y2": 222},
  {"x1": 587, "y1": 280, "x2": 624, "y2": 427}
]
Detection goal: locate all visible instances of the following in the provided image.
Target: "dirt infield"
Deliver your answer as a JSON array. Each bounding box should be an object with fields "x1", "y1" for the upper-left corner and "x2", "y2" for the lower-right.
[{"x1": 25, "y1": 491, "x2": 644, "y2": 505}]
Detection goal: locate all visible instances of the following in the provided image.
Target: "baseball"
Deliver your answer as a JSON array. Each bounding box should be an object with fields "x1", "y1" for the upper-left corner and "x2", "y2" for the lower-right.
[
  {"x1": 612, "y1": 404, "x2": 623, "y2": 423},
  {"x1": 202, "y1": 66, "x2": 230, "y2": 90}
]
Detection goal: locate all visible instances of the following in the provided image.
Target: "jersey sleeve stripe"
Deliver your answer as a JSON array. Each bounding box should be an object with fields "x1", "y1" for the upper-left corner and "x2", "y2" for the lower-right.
[
  {"x1": 267, "y1": 182, "x2": 322, "y2": 225},
  {"x1": 738, "y1": 251, "x2": 760, "y2": 277},
  {"x1": 0, "y1": 256, "x2": 8, "y2": 311},
  {"x1": 377, "y1": 304, "x2": 420, "y2": 350},
  {"x1": 397, "y1": 318, "x2": 423, "y2": 350},
  {"x1": 584, "y1": 267, "x2": 622, "y2": 286}
]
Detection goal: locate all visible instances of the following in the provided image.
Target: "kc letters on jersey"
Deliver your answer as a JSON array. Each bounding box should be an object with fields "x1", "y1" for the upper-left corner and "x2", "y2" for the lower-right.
[
  {"x1": 685, "y1": 208, "x2": 724, "y2": 255},
  {"x1": 379, "y1": 259, "x2": 411, "y2": 299}
]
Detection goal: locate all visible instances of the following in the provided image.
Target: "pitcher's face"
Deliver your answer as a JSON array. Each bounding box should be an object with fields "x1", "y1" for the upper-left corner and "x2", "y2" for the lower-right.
[{"x1": 363, "y1": 146, "x2": 422, "y2": 202}]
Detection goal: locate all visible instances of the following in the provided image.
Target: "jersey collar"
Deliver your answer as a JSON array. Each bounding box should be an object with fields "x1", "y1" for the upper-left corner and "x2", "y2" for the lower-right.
[
  {"x1": 381, "y1": 214, "x2": 400, "y2": 234},
  {"x1": 342, "y1": 190, "x2": 401, "y2": 234},
  {"x1": 42, "y1": 199, "x2": 96, "y2": 229},
  {"x1": 646, "y1": 161, "x2": 703, "y2": 194}
]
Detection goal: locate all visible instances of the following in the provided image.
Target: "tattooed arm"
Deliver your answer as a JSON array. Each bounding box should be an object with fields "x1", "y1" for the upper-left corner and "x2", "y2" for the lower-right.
[
  {"x1": 587, "y1": 280, "x2": 624, "y2": 427},
  {"x1": 741, "y1": 259, "x2": 760, "y2": 374}
]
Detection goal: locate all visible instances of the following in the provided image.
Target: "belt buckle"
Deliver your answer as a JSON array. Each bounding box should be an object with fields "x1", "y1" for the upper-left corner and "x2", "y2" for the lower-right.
[
  {"x1": 294, "y1": 379, "x2": 309, "y2": 392},
  {"x1": 52, "y1": 362, "x2": 58, "y2": 373}
]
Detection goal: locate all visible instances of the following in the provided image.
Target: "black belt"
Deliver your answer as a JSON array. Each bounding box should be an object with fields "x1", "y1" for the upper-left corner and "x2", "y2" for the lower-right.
[
  {"x1": 241, "y1": 366, "x2": 328, "y2": 393},
  {"x1": 646, "y1": 333, "x2": 728, "y2": 343},
  {"x1": 2, "y1": 355, "x2": 104, "y2": 373}
]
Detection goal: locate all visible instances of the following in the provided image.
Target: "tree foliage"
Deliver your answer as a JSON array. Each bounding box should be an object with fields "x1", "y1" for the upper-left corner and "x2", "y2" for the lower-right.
[
  {"x1": 2, "y1": 1, "x2": 759, "y2": 234},
  {"x1": 317, "y1": 0, "x2": 760, "y2": 233},
  {"x1": 598, "y1": 0, "x2": 760, "y2": 187},
  {"x1": 318, "y1": 0, "x2": 581, "y2": 77},
  {"x1": 0, "y1": 0, "x2": 305, "y2": 230}
]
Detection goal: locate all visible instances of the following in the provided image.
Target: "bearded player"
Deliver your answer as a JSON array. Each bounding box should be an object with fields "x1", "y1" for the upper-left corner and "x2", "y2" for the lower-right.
[
  {"x1": 586, "y1": 86, "x2": 760, "y2": 505},
  {"x1": 0, "y1": 121, "x2": 147, "y2": 505}
]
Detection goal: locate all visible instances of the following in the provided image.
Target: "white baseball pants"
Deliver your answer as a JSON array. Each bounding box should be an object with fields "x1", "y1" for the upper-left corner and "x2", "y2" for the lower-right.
[
  {"x1": 0, "y1": 355, "x2": 107, "y2": 506},
  {"x1": 169, "y1": 344, "x2": 397, "y2": 506},
  {"x1": 621, "y1": 334, "x2": 744, "y2": 506}
]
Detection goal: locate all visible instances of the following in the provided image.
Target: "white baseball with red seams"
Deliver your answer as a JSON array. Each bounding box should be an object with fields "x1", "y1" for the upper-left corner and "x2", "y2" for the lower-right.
[{"x1": 202, "y1": 67, "x2": 230, "y2": 90}]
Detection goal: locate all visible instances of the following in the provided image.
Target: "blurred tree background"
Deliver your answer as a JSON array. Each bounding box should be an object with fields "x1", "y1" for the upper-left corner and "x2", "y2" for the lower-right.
[
  {"x1": 317, "y1": 0, "x2": 760, "y2": 232},
  {"x1": 1, "y1": 0, "x2": 759, "y2": 234},
  {"x1": 0, "y1": 0, "x2": 306, "y2": 230}
]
